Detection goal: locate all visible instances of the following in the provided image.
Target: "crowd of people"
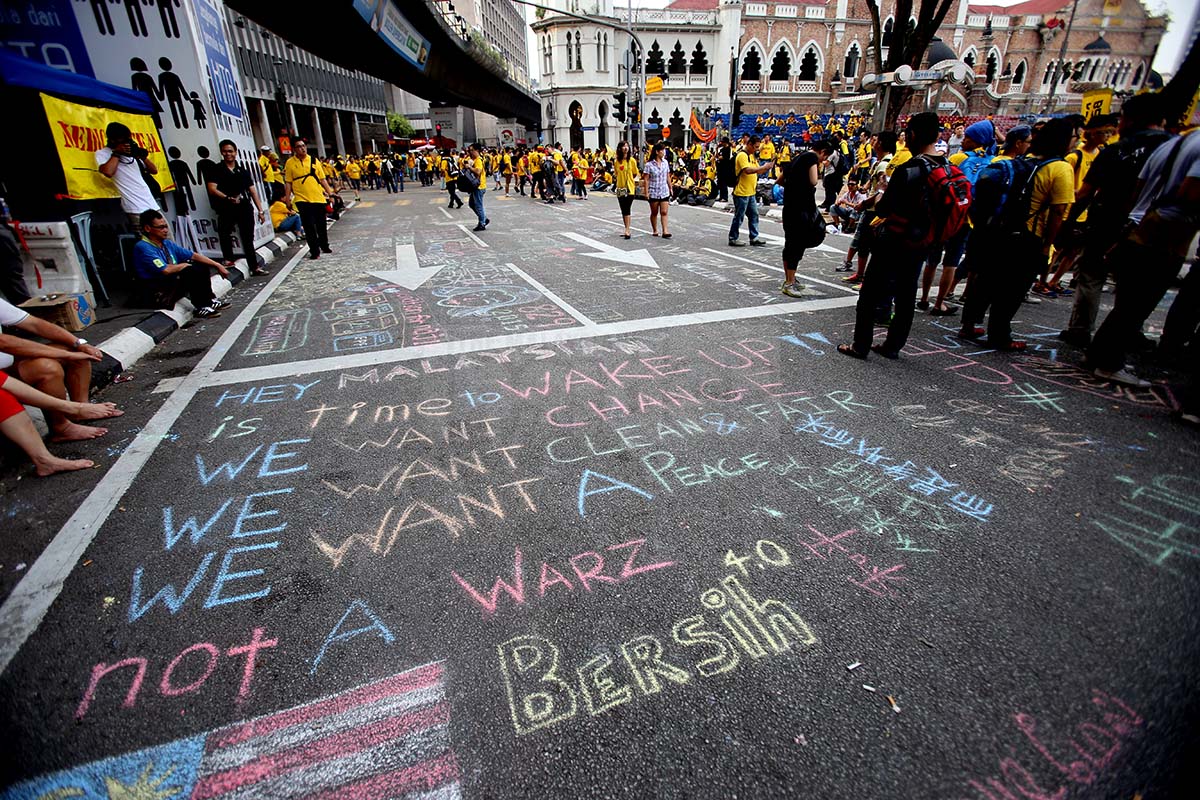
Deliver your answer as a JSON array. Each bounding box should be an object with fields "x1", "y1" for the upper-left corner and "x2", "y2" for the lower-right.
[{"x1": 3, "y1": 99, "x2": 1196, "y2": 477}]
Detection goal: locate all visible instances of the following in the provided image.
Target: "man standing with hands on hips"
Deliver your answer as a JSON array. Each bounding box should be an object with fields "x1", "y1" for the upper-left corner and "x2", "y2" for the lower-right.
[
  {"x1": 207, "y1": 139, "x2": 269, "y2": 276},
  {"x1": 283, "y1": 138, "x2": 336, "y2": 260},
  {"x1": 729, "y1": 135, "x2": 773, "y2": 247}
]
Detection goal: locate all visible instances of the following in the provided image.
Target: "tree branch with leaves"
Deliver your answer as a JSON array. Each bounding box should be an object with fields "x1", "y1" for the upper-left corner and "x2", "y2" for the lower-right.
[{"x1": 865, "y1": 0, "x2": 958, "y2": 128}]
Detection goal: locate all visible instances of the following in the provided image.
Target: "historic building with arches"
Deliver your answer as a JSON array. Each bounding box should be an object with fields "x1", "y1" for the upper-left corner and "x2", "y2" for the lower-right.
[
  {"x1": 728, "y1": 0, "x2": 1167, "y2": 117},
  {"x1": 532, "y1": 0, "x2": 1167, "y2": 148}
]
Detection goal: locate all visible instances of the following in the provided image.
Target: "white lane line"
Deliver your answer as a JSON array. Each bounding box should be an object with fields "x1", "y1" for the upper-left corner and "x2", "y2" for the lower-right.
[
  {"x1": 702, "y1": 248, "x2": 860, "y2": 295},
  {"x1": 457, "y1": 224, "x2": 489, "y2": 248},
  {"x1": 438, "y1": 207, "x2": 452, "y2": 219},
  {"x1": 0, "y1": 244, "x2": 314, "y2": 675},
  {"x1": 504, "y1": 262, "x2": 596, "y2": 327},
  {"x1": 152, "y1": 376, "x2": 185, "y2": 394},
  {"x1": 203, "y1": 293, "x2": 860, "y2": 387}
]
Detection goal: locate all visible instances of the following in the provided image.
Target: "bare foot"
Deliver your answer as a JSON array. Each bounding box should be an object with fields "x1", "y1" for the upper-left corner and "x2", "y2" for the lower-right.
[
  {"x1": 34, "y1": 455, "x2": 95, "y2": 476},
  {"x1": 50, "y1": 422, "x2": 108, "y2": 442},
  {"x1": 74, "y1": 402, "x2": 123, "y2": 420}
]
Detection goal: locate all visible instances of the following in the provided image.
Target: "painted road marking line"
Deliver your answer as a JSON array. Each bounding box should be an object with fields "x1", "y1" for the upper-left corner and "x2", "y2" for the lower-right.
[
  {"x1": 357, "y1": 201, "x2": 376, "y2": 208},
  {"x1": 393, "y1": 198, "x2": 411, "y2": 206},
  {"x1": 702, "y1": 248, "x2": 859, "y2": 295},
  {"x1": 367, "y1": 243, "x2": 446, "y2": 290},
  {"x1": 505, "y1": 262, "x2": 595, "y2": 327},
  {"x1": 152, "y1": 376, "x2": 185, "y2": 394},
  {"x1": 457, "y1": 224, "x2": 489, "y2": 248},
  {"x1": 561, "y1": 232, "x2": 657, "y2": 268},
  {"x1": 0, "y1": 242, "x2": 316, "y2": 675},
  {"x1": 202, "y1": 293, "x2": 859, "y2": 387},
  {"x1": 438, "y1": 207, "x2": 452, "y2": 219}
]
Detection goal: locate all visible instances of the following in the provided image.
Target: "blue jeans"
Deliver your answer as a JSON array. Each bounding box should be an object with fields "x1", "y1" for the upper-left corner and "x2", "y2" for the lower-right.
[
  {"x1": 470, "y1": 188, "x2": 486, "y2": 225},
  {"x1": 729, "y1": 194, "x2": 759, "y2": 242},
  {"x1": 276, "y1": 214, "x2": 302, "y2": 235}
]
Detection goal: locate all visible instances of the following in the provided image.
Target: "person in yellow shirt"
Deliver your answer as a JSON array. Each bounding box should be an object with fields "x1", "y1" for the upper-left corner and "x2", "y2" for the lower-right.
[
  {"x1": 282, "y1": 138, "x2": 335, "y2": 259},
  {"x1": 1043, "y1": 114, "x2": 1115, "y2": 293},
  {"x1": 344, "y1": 158, "x2": 362, "y2": 200},
  {"x1": 759, "y1": 137, "x2": 776, "y2": 163},
  {"x1": 729, "y1": 135, "x2": 773, "y2": 246},
  {"x1": 516, "y1": 151, "x2": 528, "y2": 196},
  {"x1": 262, "y1": 152, "x2": 285, "y2": 203},
  {"x1": 573, "y1": 152, "x2": 589, "y2": 199},
  {"x1": 269, "y1": 199, "x2": 302, "y2": 234},
  {"x1": 465, "y1": 142, "x2": 489, "y2": 230},
  {"x1": 777, "y1": 142, "x2": 791, "y2": 164},
  {"x1": 258, "y1": 146, "x2": 271, "y2": 175},
  {"x1": 611, "y1": 140, "x2": 640, "y2": 237}
]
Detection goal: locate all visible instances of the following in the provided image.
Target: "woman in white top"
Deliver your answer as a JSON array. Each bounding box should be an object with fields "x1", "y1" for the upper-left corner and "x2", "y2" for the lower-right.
[{"x1": 642, "y1": 143, "x2": 673, "y2": 238}]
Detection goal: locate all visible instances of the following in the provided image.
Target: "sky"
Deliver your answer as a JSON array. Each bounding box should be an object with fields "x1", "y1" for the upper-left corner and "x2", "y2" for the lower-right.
[{"x1": 522, "y1": 0, "x2": 1196, "y2": 84}]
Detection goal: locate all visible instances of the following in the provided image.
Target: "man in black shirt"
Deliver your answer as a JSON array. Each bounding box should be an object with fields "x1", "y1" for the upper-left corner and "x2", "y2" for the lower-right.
[
  {"x1": 1059, "y1": 94, "x2": 1170, "y2": 346},
  {"x1": 206, "y1": 139, "x2": 268, "y2": 276},
  {"x1": 839, "y1": 112, "x2": 945, "y2": 360}
]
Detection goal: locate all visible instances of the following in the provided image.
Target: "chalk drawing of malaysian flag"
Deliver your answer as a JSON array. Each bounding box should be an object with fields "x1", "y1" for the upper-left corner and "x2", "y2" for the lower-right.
[{"x1": 3, "y1": 661, "x2": 460, "y2": 800}]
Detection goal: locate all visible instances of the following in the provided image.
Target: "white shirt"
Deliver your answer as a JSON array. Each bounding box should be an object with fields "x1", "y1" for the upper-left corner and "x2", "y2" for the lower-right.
[
  {"x1": 1128, "y1": 132, "x2": 1200, "y2": 224},
  {"x1": 0, "y1": 297, "x2": 30, "y2": 371},
  {"x1": 94, "y1": 147, "x2": 160, "y2": 215}
]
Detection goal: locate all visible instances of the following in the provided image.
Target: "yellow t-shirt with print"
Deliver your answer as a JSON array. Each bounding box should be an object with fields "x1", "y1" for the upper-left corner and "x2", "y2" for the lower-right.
[
  {"x1": 759, "y1": 140, "x2": 776, "y2": 161},
  {"x1": 346, "y1": 161, "x2": 361, "y2": 180},
  {"x1": 469, "y1": 156, "x2": 487, "y2": 190},
  {"x1": 553, "y1": 152, "x2": 565, "y2": 173},
  {"x1": 1027, "y1": 159, "x2": 1075, "y2": 239},
  {"x1": 284, "y1": 155, "x2": 327, "y2": 204},
  {"x1": 733, "y1": 151, "x2": 759, "y2": 197},
  {"x1": 778, "y1": 145, "x2": 791, "y2": 164},
  {"x1": 614, "y1": 159, "x2": 637, "y2": 192}
]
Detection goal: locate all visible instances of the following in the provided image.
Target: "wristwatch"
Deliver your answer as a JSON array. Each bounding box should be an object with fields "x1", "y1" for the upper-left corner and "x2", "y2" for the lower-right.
[{"x1": 73, "y1": 338, "x2": 88, "y2": 349}]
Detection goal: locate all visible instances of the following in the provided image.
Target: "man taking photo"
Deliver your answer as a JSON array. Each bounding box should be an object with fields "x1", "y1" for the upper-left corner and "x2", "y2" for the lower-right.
[{"x1": 94, "y1": 122, "x2": 160, "y2": 227}]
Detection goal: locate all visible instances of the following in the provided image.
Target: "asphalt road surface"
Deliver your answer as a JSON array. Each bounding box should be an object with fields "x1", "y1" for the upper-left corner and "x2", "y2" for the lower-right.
[{"x1": 1, "y1": 185, "x2": 1197, "y2": 799}]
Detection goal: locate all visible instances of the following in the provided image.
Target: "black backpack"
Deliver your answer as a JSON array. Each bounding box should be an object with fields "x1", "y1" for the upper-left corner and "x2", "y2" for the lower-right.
[{"x1": 970, "y1": 156, "x2": 1059, "y2": 235}]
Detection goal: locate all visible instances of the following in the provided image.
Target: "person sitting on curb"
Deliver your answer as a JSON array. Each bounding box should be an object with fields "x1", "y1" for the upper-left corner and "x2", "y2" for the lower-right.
[
  {"x1": 132, "y1": 210, "x2": 230, "y2": 318},
  {"x1": 0, "y1": 370, "x2": 122, "y2": 476},
  {"x1": 270, "y1": 199, "x2": 302, "y2": 235},
  {"x1": 1, "y1": 297, "x2": 109, "y2": 442},
  {"x1": 829, "y1": 178, "x2": 869, "y2": 232}
]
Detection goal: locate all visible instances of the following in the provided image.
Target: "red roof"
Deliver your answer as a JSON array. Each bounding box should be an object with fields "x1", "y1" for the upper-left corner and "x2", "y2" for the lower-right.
[
  {"x1": 968, "y1": 0, "x2": 1070, "y2": 15},
  {"x1": 667, "y1": 0, "x2": 718, "y2": 9}
]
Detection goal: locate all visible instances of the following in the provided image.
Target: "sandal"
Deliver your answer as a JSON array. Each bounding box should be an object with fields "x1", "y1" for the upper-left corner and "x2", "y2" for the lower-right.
[
  {"x1": 662, "y1": 233, "x2": 672, "y2": 239},
  {"x1": 837, "y1": 344, "x2": 867, "y2": 360},
  {"x1": 957, "y1": 326, "x2": 985, "y2": 340},
  {"x1": 219, "y1": 260, "x2": 236, "y2": 267},
  {"x1": 995, "y1": 340, "x2": 1027, "y2": 351},
  {"x1": 871, "y1": 345, "x2": 899, "y2": 360},
  {"x1": 252, "y1": 267, "x2": 270, "y2": 276},
  {"x1": 929, "y1": 306, "x2": 958, "y2": 316}
]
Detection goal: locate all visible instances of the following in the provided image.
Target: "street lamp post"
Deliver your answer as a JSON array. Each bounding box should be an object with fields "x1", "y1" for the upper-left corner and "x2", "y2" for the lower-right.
[{"x1": 1043, "y1": 0, "x2": 1081, "y2": 114}]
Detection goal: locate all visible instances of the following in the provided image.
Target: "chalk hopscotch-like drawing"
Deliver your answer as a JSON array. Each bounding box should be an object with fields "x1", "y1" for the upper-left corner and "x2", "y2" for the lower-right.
[
  {"x1": 433, "y1": 285, "x2": 541, "y2": 318},
  {"x1": 3, "y1": 661, "x2": 461, "y2": 800}
]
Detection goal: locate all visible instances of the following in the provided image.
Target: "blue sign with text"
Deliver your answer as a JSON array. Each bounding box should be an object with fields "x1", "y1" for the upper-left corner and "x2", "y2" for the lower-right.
[{"x1": 192, "y1": 0, "x2": 242, "y2": 118}]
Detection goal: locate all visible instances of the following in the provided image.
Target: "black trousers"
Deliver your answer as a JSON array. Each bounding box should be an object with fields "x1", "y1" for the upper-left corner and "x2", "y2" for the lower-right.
[
  {"x1": 217, "y1": 203, "x2": 256, "y2": 266},
  {"x1": 962, "y1": 230, "x2": 1042, "y2": 346},
  {"x1": 148, "y1": 261, "x2": 214, "y2": 310},
  {"x1": 821, "y1": 175, "x2": 843, "y2": 210},
  {"x1": 1089, "y1": 239, "x2": 1183, "y2": 372},
  {"x1": 852, "y1": 242, "x2": 926, "y2": 354},
  {"x1": 296, "y1": 201, "x2": 328, "y2": 256}
]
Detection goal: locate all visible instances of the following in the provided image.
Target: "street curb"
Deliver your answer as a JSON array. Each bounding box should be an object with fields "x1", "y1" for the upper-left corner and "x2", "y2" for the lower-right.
[{"x1": 87, "y1": 203, "x2": 356, "y2": 396}]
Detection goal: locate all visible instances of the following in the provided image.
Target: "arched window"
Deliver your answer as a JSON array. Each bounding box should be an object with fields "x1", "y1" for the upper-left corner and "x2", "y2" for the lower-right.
[
  {"x1": 799, "y1": 45, "x2": 820, "y2": 81},
  {"x1": 603, "y1": 34, "x2": 608, "y2": 70},
  {"x1": 770, "y1": 45, "x2": 792, "y2": 81},
  {"x1": 596, "y1": 32, "x2": 602, "y2": 68},
  {"x1": 690, "y1": 41, "x2": 709, "y2": 74},
  {"x1": 565, "y1": 31, "x2": 572, "y2": 69},
  {"x1": 646, "y1": 40, "x2": 665, "y2": 74},
  {"x1": 575, "y1": 31, "x2": 582, "y2": 70},
  {"x1": 843, "y1": 42, "x2": 861, "y2": 79},
  {"x1": 963, "y1": 48, "x2": 977, "y2": 69},
  {"x1": 1042, "y1": 61, "x2": 1055, "y2": 84},
  {"x1": 668, "y1": 40, "x2": 688, "y2": 74},
  {"x1": 881, "y1": 18, "x2": 893, "y2": 49},
  {"x1": 741, "y1": 45, "x2": 762, "y2": 80},
  {"x1": 1132, "y1": 62, "x2": 1144, "y2": 86},
  {"x1": 985, "y1": 49, "x2": 998, "y2": 83},
  {"x1": 1012, "y1": 59, "x2": 1026, "y2": 87}
]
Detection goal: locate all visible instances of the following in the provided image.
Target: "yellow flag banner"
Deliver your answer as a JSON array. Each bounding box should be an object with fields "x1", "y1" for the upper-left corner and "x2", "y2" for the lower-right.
[
  {"x1": 41, "y1": 92, "x2": 174, "y2": 200},
  {"x1": 1081, "y1": 88, "x2": 1113, "y2": 123}
]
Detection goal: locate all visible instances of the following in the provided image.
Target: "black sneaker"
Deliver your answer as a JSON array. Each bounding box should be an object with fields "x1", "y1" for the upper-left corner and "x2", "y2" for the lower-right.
[
  {"x1": 749, "y1": 239, "x2": 766, "y2": 246},
  {"x1": 729, "y1": 240, "x2": 746, "y2": 247}
]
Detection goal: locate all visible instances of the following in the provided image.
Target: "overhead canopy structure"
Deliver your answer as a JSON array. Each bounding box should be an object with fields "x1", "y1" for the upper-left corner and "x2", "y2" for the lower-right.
[{"x1": 227, "y1": 0, "x2": 540, "y2": 129}]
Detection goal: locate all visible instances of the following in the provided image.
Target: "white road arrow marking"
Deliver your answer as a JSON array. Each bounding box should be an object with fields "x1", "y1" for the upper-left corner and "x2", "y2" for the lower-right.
[
  {"x1": 562, "y1": 232, "x2": 659, "y2": 268},
  {"x1": 366, "y1": 243, "x2": 446, "y2": 290}
]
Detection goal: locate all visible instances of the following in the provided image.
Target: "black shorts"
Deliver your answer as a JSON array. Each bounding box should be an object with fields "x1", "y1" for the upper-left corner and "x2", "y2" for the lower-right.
[
  {"x1": 618, "y1": 194, "x2": 634, "y2": 215},
  {"x1": 649, "y1": 196, "x2": 669, "y2": 204},
  {"x1": 782, "y1": 245, "x2": 805, "y2": 268}
]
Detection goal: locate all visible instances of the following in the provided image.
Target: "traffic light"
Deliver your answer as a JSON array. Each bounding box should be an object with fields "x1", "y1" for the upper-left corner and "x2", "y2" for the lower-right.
[
  {"x1": 435, "y1": 123, "x2": 442, "y2": 136},
  {"x1": 731, "y1": 98, "x2": 744, "y2": 128},
  {"x1": 629, "y1": 99, "x2": 641, "y2": 124},
  {"x1": 613, "y1": 91, "x2": 627, "y2": 123}
]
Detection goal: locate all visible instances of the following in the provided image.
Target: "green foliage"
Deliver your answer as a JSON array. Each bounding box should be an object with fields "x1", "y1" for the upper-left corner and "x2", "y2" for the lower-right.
[{"x1": 387, "y1": 111, "x2": 416, "y2": 137}]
